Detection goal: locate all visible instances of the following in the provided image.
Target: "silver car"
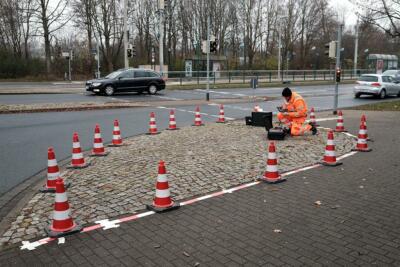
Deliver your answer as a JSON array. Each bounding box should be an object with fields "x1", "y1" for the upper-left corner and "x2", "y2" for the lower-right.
[{"x1": 354, "y1": 74, "x2": 400, "y2": 99}]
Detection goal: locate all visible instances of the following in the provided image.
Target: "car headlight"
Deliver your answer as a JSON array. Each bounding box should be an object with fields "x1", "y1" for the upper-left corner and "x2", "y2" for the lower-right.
[{"x1": 92, "y1": 82, "x2": 102, "y2": 87}]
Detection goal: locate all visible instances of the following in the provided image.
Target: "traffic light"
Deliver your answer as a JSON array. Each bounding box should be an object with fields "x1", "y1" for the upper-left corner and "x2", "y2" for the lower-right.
[
  {"x1": 210, "y1": 40, "x2": 218, "y2": 53},
  {"x1": 336, "y1": 68, "x2": 341, "y2": 82},
  {"x1": 127, "y1": 48, "x2": 132, "y2": 58},
  {"x1": 325, "y1": 41, "x2": 336, "y2": 58},
  {"x1": 132, "y1": 45, "x2": 136, "y2": 57}
]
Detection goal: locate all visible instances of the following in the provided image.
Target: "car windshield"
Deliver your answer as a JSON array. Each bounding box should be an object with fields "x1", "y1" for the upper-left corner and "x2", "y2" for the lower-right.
[
  {"x1": 382, "y1": 70, "x2": 398, "y2": 76},
  {"x1": 358, "y1": 76, "x2": 378, "y2": 82},
  {"x1": 105, "y1": 70, "x2": 124, "y2": 79}
]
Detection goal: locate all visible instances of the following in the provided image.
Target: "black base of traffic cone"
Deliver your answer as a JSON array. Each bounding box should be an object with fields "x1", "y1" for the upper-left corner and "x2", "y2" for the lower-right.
[
  {"x1": 45, "y1": 223, "x2": 82, "y2": 238},
  {"x1": 258, "y1": 176, "x2": 287, "y2": 184},
  {"x1": 40, "y1": 182, "x2": 71, "y2": 193},
  {"x1": 319, "y1": 161, "x2": 343, "y2": 167},
  {"x1": 146, "y1": 201, "x2": 180, "y2": 213},
  {"x1": 166, "y1": 128, "x2": 180, "y2": 130},
  {"x1": 67, "y1": 162, "x2": 91, "y2": 169},
  {"x1": 90, "y1": 151, "x2": 110, "y2": 157},
  {"x1": 352, "y1": 148, "x2": 372, "y2": 152}
]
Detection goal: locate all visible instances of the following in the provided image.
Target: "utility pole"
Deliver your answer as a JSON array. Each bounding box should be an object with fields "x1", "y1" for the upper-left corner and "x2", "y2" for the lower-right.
[
  {"x1": 68, "y1": 50, "x2": 72, "y2": 81},
  {"x1": 206, "y1": 15, "x2": 210, "y2": 101},
  {"x1": 333, "y1": 24, "x2": 343, "y2": 115},
  {"x1": 278, "y1": 31, "x2": 281, "y2": 81},
  {"x1": 353, "y1": 17, "x2": 359, "y2": 77},
  {"x1": 159, "y1": 0, "x2": 164, "y2": 76},
  {"x1": 123, "y1": 0, "x2": 128, "y2": 68}
]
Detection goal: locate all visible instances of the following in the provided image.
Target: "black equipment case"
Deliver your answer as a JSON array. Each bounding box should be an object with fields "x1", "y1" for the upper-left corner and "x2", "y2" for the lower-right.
[
  {"x1": 245, "y1": 112, "x2": 273, "y2": 130},
  {"x1": 267, "y1": 127, "x2": 286, "y2": 140}
]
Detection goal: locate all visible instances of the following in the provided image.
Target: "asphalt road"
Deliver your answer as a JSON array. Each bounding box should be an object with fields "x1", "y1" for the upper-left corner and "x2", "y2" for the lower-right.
[
  {"x1": 0, "y1": 84, "x2": 395, "y2": 196},
  {"x1": 1, "y1": 84, "x2": 352, "y2": 104}
]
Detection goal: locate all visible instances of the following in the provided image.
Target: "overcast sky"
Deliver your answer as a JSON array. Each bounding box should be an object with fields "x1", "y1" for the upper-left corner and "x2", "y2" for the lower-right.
[{"x1": 329, "y1": 0, "x2": 359, "y2": 29}]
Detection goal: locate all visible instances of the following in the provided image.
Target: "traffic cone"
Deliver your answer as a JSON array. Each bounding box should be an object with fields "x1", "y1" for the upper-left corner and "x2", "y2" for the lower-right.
[
  {"x1": 91, "y1": 124, "x2": 109, "y2": 156},
  {"x1": 40, "y1": 147, "x2": 70, "y2": 193},
  {"x1": 45, "y1": 178, "x2": 82, "y2": 237},
  {"x1": 352, "y1": 120, "x2": 372, "y2": 152},
  {"x1": 259, "y1": 142, "x2": 286, "y2": 184},
  {"x1": 360, "y1": 114, "x2": 372, "y2": 141},
  {"x1": 334, "y1": 110, "x2": 346, "y2": 132},
  {"x1": 68, "y1": 132, "x2": 90, "y2": 169},
  {"x1": 216, "y1": 104, "x2": 225, "y2": 123},
  {"x1": 109, "y1": 120, "x2": 123, "y2": 147},
  {"x1": 192, "y1": 106, "x2": 204, "y2": 126},
  {"x1": 146, "y1": 161, "x2": 180, "y2": 212},
  {"x1": 309, "y1": 107, "x2": 319, "y2": 126},
  {"x1": 147, "y1": 112, "x2": 160, "y2": 135},
  {"x1": 320, "y1": 130, "x2": 342, "y2": 166},
  {"x1": 166, "y1": 109, "x2": 179, "y2": 130}
]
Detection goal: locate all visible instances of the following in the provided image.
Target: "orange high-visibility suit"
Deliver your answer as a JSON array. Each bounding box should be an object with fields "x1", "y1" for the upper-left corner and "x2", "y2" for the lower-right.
[{"x1": 277, "y1": 92, "x2": 312, "y2": 136}]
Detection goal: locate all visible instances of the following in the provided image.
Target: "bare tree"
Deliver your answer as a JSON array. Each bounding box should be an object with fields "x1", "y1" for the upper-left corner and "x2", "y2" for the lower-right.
[
  {"x1": 34, "y1": 0, "x2": 72, "y2": 74},
  {"x1": 355, "y1": 0, "x2": 400, "y2": 38}
]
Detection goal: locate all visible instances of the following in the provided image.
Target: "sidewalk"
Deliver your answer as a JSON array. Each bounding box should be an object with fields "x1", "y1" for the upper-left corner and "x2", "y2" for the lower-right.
[{"x1": 1, "y1": 110, "x2": 399, "y2": 266}]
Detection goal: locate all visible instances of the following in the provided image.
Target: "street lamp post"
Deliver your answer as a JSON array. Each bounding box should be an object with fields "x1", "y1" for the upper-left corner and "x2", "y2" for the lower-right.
[{"x1": 123, "y1": 0, "x2": 128, "y2": 68}]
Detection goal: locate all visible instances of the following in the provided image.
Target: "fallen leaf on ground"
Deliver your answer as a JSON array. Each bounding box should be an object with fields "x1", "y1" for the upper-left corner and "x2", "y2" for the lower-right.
[
  {"x1": 183, "y1": 251, "x2": 190, "y2": 257},
  {"x1": 359, "y1": 185, "x2": 364, "y2": 189},
  {"x1": 154, "y1": 244, "x2": 161, "y2": 249},
  {"x1": 273, "y1": 229, "x2": 282, "y2": 233},
  {"x1": 314, "y1": 201, "x2": 322, "y2": 206}
]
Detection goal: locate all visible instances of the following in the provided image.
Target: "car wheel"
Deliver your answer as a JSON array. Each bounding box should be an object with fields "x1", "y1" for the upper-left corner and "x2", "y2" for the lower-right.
[
  {"x1": 354, "y1": 93, "x2": 361, "y2": 98},
  {"x1": 379, "y1": 89, "x2": 386, "y2": 99},
  {"x1": 148, "y1": 84, "x2": 158, "y2": 95},
  {"x1": 104, "y1": 85, "x2": 114, "y2": 96}
]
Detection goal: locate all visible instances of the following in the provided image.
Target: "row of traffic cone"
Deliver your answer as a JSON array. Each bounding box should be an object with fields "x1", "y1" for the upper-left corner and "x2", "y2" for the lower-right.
[{"x1": 147, "y1": 105, "x2": 226, "y2": 135}]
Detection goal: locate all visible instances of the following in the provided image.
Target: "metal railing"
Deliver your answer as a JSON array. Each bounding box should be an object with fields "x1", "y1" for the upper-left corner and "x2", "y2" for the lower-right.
[{"x1": 164, "y1": 69, "x2": 374, "y2": 86}]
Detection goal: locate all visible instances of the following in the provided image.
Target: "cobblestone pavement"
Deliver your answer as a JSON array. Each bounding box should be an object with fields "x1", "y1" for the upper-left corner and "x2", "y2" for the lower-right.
[
  {"x1": 0, "y1": 120, "x2": 354, "y2": 248},
  {"x1": 0, "y1": 110, "x2": 398, "y2": 266}
]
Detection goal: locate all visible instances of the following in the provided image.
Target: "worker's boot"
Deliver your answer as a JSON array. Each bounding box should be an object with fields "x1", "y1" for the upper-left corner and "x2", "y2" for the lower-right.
[
  {"x1": 309, "y1": 122, "x2": 318, "y2": 135},
  {"x1": 283, "y1": 127, "x2": 291, "y2": 135}
]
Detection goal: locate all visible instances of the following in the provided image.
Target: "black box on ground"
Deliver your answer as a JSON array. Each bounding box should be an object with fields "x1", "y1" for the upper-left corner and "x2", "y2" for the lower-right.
[
  {"x1": 251, "y1": 112, "x2": 273, "y2": 130},
  {"x1": 267, "y1": 127, "x2": 286, "y2": 140}
]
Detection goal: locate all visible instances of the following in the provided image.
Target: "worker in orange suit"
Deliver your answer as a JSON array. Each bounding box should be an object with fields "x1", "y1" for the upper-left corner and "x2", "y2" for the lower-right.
[{"x1": 277, "y1": 87, "x2": 317, "y2": 136}]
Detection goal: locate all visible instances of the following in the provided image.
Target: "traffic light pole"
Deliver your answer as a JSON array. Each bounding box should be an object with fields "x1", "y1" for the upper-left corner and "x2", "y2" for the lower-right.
[
  {"x1": 123, "y1": 0, "x2": 128, "y2": 68},
  {"x1": 333, "y1": 24, "x2": 343, "y2": 115},
  {"x1": 206, "y1": 16, "x2": 210, "y2": 101},
  {"x1": 159, "y1": 2, "x2": 164, "y2": 76}
]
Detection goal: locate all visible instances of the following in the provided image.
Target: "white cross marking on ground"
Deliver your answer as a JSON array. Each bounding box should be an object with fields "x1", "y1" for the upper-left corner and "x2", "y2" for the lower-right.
[
  {"x1": 58, "y1": 237, "x2": 65, "y2": 244},
  {"x1": 20, "y1": 241, "x2": 42, "y2": 251},
  {"x1": 95, "y1": 219, "x2": 121, "y2": 230}
]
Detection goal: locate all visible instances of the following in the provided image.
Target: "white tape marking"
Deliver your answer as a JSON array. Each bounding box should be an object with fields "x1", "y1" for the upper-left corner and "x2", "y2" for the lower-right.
[{"x1": 58, "y1": 237, "x2": 65, "y2": 244}]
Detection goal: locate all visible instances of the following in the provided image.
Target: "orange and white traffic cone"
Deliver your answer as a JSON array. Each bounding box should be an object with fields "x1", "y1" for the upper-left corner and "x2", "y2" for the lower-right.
[
  {"x1": 320, "y1": 130, "x2": 342, "y2": 166},
  {"x1": 45, "y1": 178, "x2": 81, "y2": 237},
  {"x1": 216, "y1": 104, "x2": 225, "y2": 123},
  {"x1": 69, "y1": 132, "x2": 90, "y2": 169},
  {"x1": 41, "y1": 147, "x2": 70, "y2": 193},
  {"x1": 147, "y1": 161, "x2": 180, "y2": 212},
  {"x1": 334, "y1": 110, "x2": 346, "y2": 132},
  {"x1": 109, "y1": 119, "x2": 123, "y2": 147},
  {"x1": 192, "y1": 106, "x2": 204, "y2": 126},
  {"x1": 259, "y1": 142, "x2": 286, "y2": 184},
  {"x1": 360, "y1": 114, "x2": 372, "y2": 141},
  {"x1": 166, "y1": 109, "x2": 179, "y2": 130},
  {"x1": 352, "y1": 119, "x2": 372, "y2": 152},
  {"x1": 147, "y1": 112, "x2": 160, "y2": 135},
  {"x1": 91, "y1": 124, "x2": 108, "y2": 156},
  {"x1": 309, "y1": 107, "x2": 319, "y2": 126}
]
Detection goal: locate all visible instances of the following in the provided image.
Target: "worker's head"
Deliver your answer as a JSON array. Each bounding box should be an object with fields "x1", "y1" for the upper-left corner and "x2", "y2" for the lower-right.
[{"x1": 282, "y1": 87, "x2": 292, "y2": 102}]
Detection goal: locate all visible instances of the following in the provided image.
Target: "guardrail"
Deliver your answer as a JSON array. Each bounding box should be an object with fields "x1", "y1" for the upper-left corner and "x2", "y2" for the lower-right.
[{"x1": 165, "y1": 69, "x2": 374, "y2": 85}]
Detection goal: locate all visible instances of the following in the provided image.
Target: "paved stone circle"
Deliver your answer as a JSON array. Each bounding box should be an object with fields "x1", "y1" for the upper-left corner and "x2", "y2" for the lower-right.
[{"x1": 0, "y1": 121, "x2": 355, "y2": 248}]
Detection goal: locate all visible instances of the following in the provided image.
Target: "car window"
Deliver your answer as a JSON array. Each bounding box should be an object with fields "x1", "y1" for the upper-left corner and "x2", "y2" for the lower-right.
[
  {"x1": 118, "y1": 70, "x2": 134, "y2": 79},
  {"x1": 134, "y1": 71, "x2": 147, "y2": 78},
  {"x1": 382, "y1": 70, "x2": 398, "y2": 76},
  {"x1": 382, "y1": 76, "x2": 389, "y2": 82},
  {"x1": 358, "y1": 76, "x2": 378, "y2": 82},
  {"x1": 146, "y1": 71, "x2": 160, "y2": 78},
  {"x1": 105, "y1": 70, "x2": 124, "y2": 79}
]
